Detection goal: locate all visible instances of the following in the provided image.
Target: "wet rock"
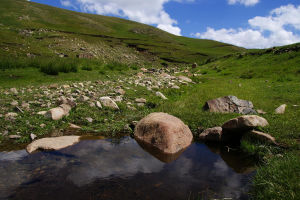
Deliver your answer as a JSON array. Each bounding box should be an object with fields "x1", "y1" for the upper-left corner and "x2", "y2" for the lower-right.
[
  {"x1": 100, "y1": 97, "x2": 119, "y2": 110},
  {"x1": 134, "y1": 112, "x2": 193, "y2": 154},
  {"x1": 199, "y1": 127, "x2": 223, "y2": 142},
  {"x1": 204, "y1": 95, "x2": 256, "y2": 114},
  {"x1": 26, "y1": 136, "x2": 81, "y2": 153},
  {"x1": 45, "y1": 104, "x2": 71, "y2": 120},
  {"x1": 156, "y1": 92, "x2": 168, "y2": 100},
  {"x1": 275, "y1": 104, "x2": 287, "y2": 114},
  {"x1": 222, "y1": 115, "x2": 269, "y2": 132}
]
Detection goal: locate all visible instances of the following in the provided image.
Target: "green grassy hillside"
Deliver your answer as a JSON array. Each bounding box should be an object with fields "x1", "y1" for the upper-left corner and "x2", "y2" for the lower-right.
[{"x1": 0, "y1": 0, "x2": 243, "y2": 66}]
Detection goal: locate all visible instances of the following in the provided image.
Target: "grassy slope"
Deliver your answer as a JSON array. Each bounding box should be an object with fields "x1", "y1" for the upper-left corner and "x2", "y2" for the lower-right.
[
  {"x1": 0, "y1": 0, "x2": 300, "y2": 199},
  {"x1": 0, "y1": 0, "x2": 243, "y2": 65}
]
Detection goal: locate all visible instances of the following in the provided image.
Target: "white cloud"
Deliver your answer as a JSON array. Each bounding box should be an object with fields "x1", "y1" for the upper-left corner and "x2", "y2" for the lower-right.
[
  {"x1": 192, "y1": 4, "x2": 300, "y2": 48},
  {"x1": 61, "y1": 0, "x2": 193, "y2": 36},
  {"x1": 157, "y1": 24, "x2": 181, "y2": 35},
  {"x1": 228, "y1": 0, "x2": 260, "y2": 6},
  {"x1": 61, "y1": 0, "x2": 77, "y2": 9}
]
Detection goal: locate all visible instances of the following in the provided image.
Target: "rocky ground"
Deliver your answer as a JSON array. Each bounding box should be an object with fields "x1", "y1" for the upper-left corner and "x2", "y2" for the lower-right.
[{"x1": 0, "y1": 66, "x2": 200, "y2": 150}]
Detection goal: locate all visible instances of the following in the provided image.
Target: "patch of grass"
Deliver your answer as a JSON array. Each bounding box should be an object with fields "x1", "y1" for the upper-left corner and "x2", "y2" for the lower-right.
[
  {"x1": 250, "y1": 152, "x2": 300, "y2": 200},
  {"x1": 81, "y1": 65, "x2": 93, "y2": 71}
]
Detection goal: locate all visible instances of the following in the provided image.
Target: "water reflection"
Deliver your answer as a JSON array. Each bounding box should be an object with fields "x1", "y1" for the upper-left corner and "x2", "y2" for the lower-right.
[{"x1": 0, "y1": 137, "x2": 256, "y2": 200}]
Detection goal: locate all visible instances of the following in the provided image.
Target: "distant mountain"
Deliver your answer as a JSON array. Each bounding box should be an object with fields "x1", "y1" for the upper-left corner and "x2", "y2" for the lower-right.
[{"x1": 0, "y1": 0, "x2": 244, "y2": 65}]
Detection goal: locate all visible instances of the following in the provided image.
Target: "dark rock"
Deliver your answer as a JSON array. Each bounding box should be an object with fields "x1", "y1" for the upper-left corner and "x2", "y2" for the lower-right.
[{"x1": 204, "y1": 95, "x2": 257, "y2": 114}]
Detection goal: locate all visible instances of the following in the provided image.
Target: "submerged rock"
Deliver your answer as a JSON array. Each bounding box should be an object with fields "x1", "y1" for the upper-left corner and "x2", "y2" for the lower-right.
[
  {"x1": 26, "y1": 136, "x2": 81, "y2": 153},
  {"x1": 134, "y1": 112, "x2": 193, "y2": 154},
  {"x1": 204, "y1": 95, "x2": 256, "y2": 114}
]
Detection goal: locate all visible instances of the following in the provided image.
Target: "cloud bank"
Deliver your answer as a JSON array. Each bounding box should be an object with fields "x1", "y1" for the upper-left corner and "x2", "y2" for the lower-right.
[
  {"x1": 60, "y1": 0, "x2": 194, "y2": 36},
  {"x1": 227, "y1": 0, "x2": 260, "y2": 6},
  {"x1": 192, "y1": 4, "x2": 300, "y2": 48}
]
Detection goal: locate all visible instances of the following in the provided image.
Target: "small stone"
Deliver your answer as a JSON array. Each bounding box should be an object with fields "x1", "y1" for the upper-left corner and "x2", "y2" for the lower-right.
[
  {"x1": 156, "y1": 92, "x2": 168, "y2": 100},
  {"x1": 10, "y1": 88, "x2": 18, "y2": 95},
  {"x1": 96, "y1": 101, "x2": 102, "y2": 109},
  {"x1": 178, "y1": 76, "x2": 192, "y2": 83},
  {"x1": 40, "y1": 124, "x2": 46, "y2": 128},
  {"x1": 37, "y1": 111, "x2": 47, "y2": 115},
  {"x1": 86, "y1": 117, "x2": 93, "y2": 123},
  {"x1": 115, "y1": 88, "x2": 126, "y2": 95},
  {"x1": 127, "y1": 105, "x2": 137, "y2": 110},
  {"x1": 171, "y1": 85, "x2": 180, "y2": 89},
  {"x1": 30, "y1": 133, "x2": 37, "y2": 140},
  {"x1": 5, "y1": 112, "x2": 18, "y2": 121},
  {"x1": 135, "y1": 98, "x2": 147, "y2": 103},
  {"x1": 199, "y1": 127, "x2": 223, "y2": 142},
  {"x1": 89, "y1": 102, "x2": 95, "y2": 107},
  {"x1": 11, "y1": 100, "x2": 18, "y2": 106},
  {"x1": 62, "y1": 85, "x2": 70, "y2": 89},
  {"x1": 79, "y1": 95, "x2": 90, "y2": 102},
  {"x1": 257, "y1": 109, "x2": 267, "y2": 114},
  {"x1": 100, "y1": 97, "x2": 119, "y2": 110},
  {"x1": 69, "y1": 123, "x2": 81, "y2": 129},
  {"x1": 275, "y1": 104, "x2": 287, "y2": 114},
  {"x1": 49, "y1": 84, "x2": 58, "y2": 89},
  {"x1": 9, "y1": 135, "x2": 21, "y2": 139}
]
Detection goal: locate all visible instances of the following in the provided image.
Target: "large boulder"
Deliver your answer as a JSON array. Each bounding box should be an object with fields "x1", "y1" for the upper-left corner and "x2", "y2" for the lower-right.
[
  {"x1": 26, "y1": 136, "x2": 81, "y2": 153},
  {"x1": 134, "y1": 112, "x2": 193, "y2": 154},
  {"x1": 204, "y1": 95, "x2": 256, "y2": 114},
  {"x1": 100, "y1": 97, "x2": 119, "y2": 110},
  {"x1": 222, "y1": 115, "x2": 269, "y2": 132}
]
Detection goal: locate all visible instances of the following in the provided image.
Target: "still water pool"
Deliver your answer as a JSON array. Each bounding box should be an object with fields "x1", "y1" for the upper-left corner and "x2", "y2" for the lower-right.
[{"x1": 0, "y1": 137, "x2": 255, "y2": 200}]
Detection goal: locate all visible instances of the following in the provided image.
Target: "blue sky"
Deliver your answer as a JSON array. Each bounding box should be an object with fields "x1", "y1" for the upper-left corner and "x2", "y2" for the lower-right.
[{"x1": 30, "y1": 0, "x2": 300, "y2": 48}]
